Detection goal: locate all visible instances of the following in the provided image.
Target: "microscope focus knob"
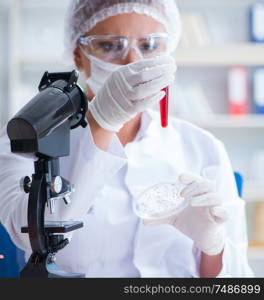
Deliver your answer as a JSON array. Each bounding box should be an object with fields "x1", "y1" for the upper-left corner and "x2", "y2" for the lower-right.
[
  {"x1": 20, "y1": 176, "x2": 31, "y2": 194},
  {"x1": 51, "y1": 176, "x2": 62, "y2": 194}
]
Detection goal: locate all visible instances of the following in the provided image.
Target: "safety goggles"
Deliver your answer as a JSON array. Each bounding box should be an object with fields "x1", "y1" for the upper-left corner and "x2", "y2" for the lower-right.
[{"x1": 78, "y1": 33, "x2": 170, "y2": 62}]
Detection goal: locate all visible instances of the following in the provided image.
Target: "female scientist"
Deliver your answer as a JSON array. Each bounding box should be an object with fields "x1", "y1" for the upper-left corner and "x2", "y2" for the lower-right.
[{"x1": 0, "y1": 0, "x2": 254, "y2": 277}]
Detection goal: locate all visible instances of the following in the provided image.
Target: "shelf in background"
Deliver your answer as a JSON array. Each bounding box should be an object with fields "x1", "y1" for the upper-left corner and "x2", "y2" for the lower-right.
[
  {"x1": 174, "y1": 44, "x2": 264, "y2": 66},
  {"x1": 249, "y1": 242, "x2": 264, "y2": 248},
  {"x1": 20, "y1": 44, "x2": 264, "y2": 68},
  {"x1": 187, "y1": 114, "x2": 264, "y2": 129},
  {"x1": 21, "y1": 44, "x2": 264, "y2": 67}
]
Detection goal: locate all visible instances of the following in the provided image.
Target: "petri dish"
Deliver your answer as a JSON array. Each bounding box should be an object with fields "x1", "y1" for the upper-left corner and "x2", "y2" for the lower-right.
[{"x1": 133, "y1": 181, "x2": 188, "y2": 220}]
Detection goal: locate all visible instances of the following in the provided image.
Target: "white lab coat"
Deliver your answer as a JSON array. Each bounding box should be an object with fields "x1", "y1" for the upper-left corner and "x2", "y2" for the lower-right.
[{"x1": 0, "y1": 109, "x2": 254, "y2": 277}]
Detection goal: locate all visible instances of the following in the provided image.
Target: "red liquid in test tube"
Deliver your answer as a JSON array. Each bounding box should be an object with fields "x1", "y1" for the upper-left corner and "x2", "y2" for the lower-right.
[{"x1": 160, "y1": 87, "x2": 169, "y2": 128}]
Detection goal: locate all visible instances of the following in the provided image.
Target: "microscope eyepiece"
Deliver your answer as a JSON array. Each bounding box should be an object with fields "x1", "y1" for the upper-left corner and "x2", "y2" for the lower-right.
[{"x1": 7, "y1": 71, "x2": 88, "y2": 157}]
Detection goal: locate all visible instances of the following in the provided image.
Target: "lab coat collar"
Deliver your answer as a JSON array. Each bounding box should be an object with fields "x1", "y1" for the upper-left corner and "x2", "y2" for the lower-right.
[
  {"x1": 133, "y1": 108, "x2": 169, "y2": 142},
  {"x1": 133, "y1": 110, "x2": 153, "y2": 142}
]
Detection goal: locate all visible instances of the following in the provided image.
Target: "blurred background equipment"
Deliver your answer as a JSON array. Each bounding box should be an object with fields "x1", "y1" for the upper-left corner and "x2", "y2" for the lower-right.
[
  {"x1": 252, "y1": 68, "x2": 264, "y2": 114},
  {"x1": 1, "y1": 0, "x2": 264, "y2": 277},
  {"x1": 249, "y1": 2, "x2": 264, "y2": 43},
  {"x1": 0, "y1": 224, "x2": 25, "y2": 278},
  {"x1": 227, "y1": 66, "x2": 249, "y2": 115}
]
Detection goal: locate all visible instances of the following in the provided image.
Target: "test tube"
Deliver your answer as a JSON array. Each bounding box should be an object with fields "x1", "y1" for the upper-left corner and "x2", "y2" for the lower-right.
[{"x1": 160, "y1": 87, "x2": 169, "y2": 128}]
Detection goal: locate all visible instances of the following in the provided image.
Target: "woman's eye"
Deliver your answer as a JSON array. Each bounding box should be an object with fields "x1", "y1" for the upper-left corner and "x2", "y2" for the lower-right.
[
  {"x1": 140, "y1": 41, "x2": 159, "y2": 52},
  {"x1": 98, "y1": 42, "x2": 116, "y2": 52},
  {"x1": 97, "y1": 41, "x2": 124, "y2": 53}
]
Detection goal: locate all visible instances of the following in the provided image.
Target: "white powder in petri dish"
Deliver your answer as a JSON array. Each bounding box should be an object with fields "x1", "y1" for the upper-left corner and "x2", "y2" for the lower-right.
[{"x1": 133, "y1": 182, "x2": 188, "y2": 220}]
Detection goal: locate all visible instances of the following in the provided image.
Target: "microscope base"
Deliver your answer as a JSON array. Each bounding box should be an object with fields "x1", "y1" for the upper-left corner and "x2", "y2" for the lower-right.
[{"x1": 20, "y1": 252, "x2": 85, "y2": 278}]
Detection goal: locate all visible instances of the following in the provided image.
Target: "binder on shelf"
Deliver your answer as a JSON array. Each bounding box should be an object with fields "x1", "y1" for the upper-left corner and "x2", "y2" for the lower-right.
[
  {"x1": 249, "y1": 2, "x2": 264, "y2": 43},
  {"x1": 227, "y1": 67, "x2": 249, "y2": 115},
  {"x1": 252, "y1": 68, "x2": 264, "y2": 114}
]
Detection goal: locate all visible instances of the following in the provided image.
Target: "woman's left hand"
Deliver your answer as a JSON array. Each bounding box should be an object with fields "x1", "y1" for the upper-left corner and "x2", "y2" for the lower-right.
[{"x1": 144, "y1": 173, "x2": 229, "y2": 256}]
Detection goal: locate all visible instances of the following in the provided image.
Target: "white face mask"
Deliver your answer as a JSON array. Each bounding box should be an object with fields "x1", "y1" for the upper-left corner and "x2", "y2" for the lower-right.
[{"x1": 83, "y1": 52, "x2": 122, "y2": 94}]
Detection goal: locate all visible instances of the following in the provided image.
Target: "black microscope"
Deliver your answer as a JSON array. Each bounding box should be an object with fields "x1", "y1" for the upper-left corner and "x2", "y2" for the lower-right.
[{"x1": 7, "y1": 70, "x2": 88, "y2": 278}]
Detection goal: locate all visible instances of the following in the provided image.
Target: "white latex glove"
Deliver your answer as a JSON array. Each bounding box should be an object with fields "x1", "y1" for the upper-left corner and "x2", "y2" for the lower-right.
[
  {"x1": 89, "y1": 55, "x2": 176, "y2": 132},
  {"x1": 144, "y1": 173, "x2": 229, "y2": 256}
]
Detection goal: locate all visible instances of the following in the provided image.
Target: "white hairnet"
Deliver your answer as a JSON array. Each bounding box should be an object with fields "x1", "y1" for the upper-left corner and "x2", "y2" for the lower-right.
[{"x1": 64, "y1": 0, "x2": 182, "y2": 65}]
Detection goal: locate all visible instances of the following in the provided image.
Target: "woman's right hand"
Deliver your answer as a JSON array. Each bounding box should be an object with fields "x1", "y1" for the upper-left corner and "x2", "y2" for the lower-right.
[
  {"x1": 144, "y1": 173, "x2": 229, "y2": 256},
  {"x1": 88, "y1": 55, "x2": 176, "y2": 132}
]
